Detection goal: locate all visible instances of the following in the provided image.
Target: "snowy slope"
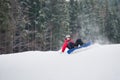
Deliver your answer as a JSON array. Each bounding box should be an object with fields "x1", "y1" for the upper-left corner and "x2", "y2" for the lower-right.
[{"x1": 0, "y1": 43, "x2": 120, "y2": 80}]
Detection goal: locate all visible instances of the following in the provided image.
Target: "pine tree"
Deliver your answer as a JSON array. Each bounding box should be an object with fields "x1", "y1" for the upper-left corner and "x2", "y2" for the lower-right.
[
  {"x1": 0, "y1": 0, "x2": 13, "y2": 54},
  {"x1": 104, "y1": 0, "x2": 120, "y2": 43},
  {"x1": 69, "y1": 0, "x2": 80, "y2": 35},
  {"x1": 48, "y1": 0, "x2": 70, "y2": 50}
]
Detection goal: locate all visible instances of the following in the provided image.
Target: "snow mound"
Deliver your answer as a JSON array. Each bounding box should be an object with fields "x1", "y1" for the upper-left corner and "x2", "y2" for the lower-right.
[{"x1": 0, "y1": 43, "x2": 120, "y2": 80}]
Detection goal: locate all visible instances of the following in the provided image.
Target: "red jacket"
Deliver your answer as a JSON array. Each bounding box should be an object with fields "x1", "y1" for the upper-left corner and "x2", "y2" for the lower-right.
[{"x1": 62, "y1": 39, "x2": 74, "y2": 52}]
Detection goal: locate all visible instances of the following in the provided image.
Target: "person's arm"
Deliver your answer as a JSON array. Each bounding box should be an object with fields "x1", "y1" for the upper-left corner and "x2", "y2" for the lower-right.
[{"x1": 62, "y1": 41, "x2": 67, "y2": 53}]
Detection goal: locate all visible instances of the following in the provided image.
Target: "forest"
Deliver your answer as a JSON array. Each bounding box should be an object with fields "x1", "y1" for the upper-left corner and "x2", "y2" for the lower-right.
[{"x1": 0, "y1": 0, "x2": 120, "y2": 54}]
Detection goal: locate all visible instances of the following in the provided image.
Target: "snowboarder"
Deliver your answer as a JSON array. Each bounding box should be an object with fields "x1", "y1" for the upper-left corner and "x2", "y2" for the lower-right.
[{"x1": 61, "y1": 35, "x2": 84, "y2": 53}]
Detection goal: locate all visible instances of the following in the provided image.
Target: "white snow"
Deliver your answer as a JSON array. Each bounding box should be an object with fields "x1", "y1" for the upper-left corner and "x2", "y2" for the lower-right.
[{"x1": 0, "y1": 43, "x2": 120, "y2": 80}]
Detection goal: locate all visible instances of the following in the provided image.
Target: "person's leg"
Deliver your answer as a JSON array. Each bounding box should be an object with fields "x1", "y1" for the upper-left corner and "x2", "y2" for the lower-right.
[
  {"x1": 74, "y1": 39, "x2": 84, "y2": 47},
  {"x1": 67, "y1": 42, "x2": 74, "y2": 49}
]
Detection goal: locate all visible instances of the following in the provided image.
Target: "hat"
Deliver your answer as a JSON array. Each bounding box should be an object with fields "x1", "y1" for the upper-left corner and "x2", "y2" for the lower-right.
[{"x1": 66, "y1": 35, "x2": 71, "y2": 38}]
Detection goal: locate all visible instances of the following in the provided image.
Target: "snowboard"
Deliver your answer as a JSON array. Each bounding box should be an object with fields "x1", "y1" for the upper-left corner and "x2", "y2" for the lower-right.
[{"x1": 67, "y1": 41, "x2": 92, "y2": 54}]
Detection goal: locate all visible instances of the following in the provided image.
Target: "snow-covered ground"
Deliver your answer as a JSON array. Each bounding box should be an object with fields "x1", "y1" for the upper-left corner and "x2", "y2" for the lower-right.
[{"x1": 0, "y1": 43, "x2": 120, "y2": 80}]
